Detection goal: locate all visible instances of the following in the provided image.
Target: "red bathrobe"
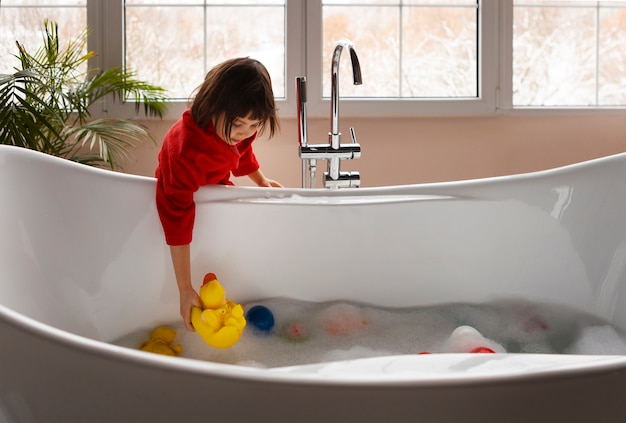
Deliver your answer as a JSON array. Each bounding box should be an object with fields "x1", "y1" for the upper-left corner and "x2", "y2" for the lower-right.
[{"x1": 155, "y1": 110, "x2": 260, "y2": 245}]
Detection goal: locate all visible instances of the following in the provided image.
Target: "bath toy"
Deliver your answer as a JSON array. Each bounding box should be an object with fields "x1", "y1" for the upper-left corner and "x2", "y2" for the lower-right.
[
  {"x1": 139, "y1": 326, "x2": 183, "y2": 356},
  {"x1": 281, "y1": 322, "x2": 310, "y2": 342},
  {"x1": 246, "y1": 305, "x2": 275, "y2": 332},
  {"x1": 190, "y1": 272, "x2": 246, "y2": 348},
  {"x1": 470, "y1": 346, "x2": 496, "y2": 354},
  {"x1": 419, "y1": 347, "x2": 495, "y2": 355},
  {"x1": 320, "y1": 303, "x2": 369, "y2": 337},
  {"x1": 443, "y1": 325, "x2": 505, "y2": 354}
]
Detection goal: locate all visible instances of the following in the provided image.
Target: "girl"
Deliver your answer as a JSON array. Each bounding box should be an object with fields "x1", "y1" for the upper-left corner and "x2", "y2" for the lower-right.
[{"x1": 155, "y1": 58, "x2": 281, "y2": 331}]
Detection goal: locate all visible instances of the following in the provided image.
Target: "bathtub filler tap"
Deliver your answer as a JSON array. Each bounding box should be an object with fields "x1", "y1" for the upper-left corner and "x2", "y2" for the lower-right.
[{"x1": 297, "y1": 39, "x2": 362, "y2": 189}]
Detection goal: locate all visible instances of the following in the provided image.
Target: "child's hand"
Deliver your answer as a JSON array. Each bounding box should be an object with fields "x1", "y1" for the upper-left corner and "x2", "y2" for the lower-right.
[
  {"x1": 260, "y1": 178, "x2": 282, "y2": 188},
  {"x1": 180, "y1": 288, "x2": 202, "y2": 331},
  {"x1": 247, "y1": 169, "x2": 282, "y2": 188}
]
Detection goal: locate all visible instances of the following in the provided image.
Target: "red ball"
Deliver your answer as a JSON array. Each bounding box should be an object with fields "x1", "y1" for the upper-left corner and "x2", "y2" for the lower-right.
[{"x1": 470, "y1": 346, "x2": 495, "y2": 354}]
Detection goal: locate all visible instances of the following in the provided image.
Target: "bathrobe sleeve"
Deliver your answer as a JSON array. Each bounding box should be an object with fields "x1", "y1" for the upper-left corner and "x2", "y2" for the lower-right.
[
  {"x1": 155, "y1": 111, "x2": 261, "y2": 246},
  {"x1": 155, "y1": 120, "x2": 201, "y2": 246}
]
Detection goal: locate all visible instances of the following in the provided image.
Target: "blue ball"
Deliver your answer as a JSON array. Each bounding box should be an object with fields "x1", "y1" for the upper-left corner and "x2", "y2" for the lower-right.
[{"x1": 246, "y1": 305, "x2": 275, "y2": 332}]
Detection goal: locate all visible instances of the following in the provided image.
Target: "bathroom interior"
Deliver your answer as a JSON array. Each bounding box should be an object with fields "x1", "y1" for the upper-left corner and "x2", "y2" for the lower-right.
[{"x1": 2, "y1": 1, "x2": 626, "y2": 422}]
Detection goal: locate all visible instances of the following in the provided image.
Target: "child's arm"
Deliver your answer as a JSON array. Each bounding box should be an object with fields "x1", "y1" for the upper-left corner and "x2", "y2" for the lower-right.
[
  {"x1": 247, "y1": 169, "x2": 282, "y2": 188},
  {"x1": 170, "y1": 244, "x2": 201, "y2": 331}
]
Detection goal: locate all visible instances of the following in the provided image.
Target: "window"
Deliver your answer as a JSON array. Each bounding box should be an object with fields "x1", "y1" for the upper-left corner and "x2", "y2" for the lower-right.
[
  {"x1": 321, "y1": 0, "x2": 479, "y2": 99},
  {"x1": 0, "y1": 0, "x2": 87, "y2": 73},
  {"x1": 124, "y1": 0, "x2": 286, "y2": 100},
  {"x1": 513, "y1": 0, "x2": 626, "y2": 107},
  {"x1": 2, "y1": 0, "x2": 626, "y2": 118}
]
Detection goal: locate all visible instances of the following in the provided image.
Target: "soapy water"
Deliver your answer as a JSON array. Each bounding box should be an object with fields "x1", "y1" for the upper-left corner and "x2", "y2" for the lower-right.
[{"x1": 115, "y1": 298, "x2": 626, "y2": 368}]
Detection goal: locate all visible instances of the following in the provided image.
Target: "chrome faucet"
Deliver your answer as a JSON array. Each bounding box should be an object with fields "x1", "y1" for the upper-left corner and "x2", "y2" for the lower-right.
[{"x1": 297, "y1": 39, "x2": 362, "y2": 189}]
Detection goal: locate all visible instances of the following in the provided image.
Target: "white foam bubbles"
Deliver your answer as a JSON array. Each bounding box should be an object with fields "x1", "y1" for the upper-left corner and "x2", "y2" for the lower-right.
[
  {"x1": 565, "y1": 325, "x2": 626, "y2": 355},
  {"x1": 114, "y1": 298, "x2": 626, "y2": 368}
]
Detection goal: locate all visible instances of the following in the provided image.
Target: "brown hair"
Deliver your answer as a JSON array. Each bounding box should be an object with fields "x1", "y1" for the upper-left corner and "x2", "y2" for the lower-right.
[{"x1": 190, "y1": 57, "x2": 279, "y2": 143}]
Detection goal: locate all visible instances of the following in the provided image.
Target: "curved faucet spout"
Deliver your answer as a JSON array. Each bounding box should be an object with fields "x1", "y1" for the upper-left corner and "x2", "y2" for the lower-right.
[
  {"x1": 333, "y1": 39, "x2": 362, "y2": 85},
  {"x1": 330, "y1": 39, "x2": 362, "y2": 149},
  {"x1": 348, "y1": 47, "x2": 363, "y2": 84}
]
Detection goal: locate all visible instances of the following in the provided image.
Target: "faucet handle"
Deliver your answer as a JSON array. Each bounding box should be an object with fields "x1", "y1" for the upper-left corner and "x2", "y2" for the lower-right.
[
  {"x1": 348, "y1": 127, "x2": 361, "y2": 160},
  {"x1": 349, "y1": 127, "x2": 357, "y2": 144}
]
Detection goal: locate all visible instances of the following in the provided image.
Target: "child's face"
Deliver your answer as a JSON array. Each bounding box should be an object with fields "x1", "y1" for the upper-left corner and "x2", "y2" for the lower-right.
[
  {"x1": 230, "y1": 115, "x2": 261, "y2": 143},
  {"x1": 217, "y1": 114, "x2": 261, "y2": 145}
]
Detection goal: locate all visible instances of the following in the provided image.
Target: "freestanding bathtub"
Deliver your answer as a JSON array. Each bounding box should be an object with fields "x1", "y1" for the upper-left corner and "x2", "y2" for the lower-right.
[{"x1": 1, "y1": 144, "x2": 626, "y2": 422}]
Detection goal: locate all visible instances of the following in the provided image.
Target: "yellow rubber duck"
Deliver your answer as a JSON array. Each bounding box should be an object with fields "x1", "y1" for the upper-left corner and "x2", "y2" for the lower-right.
[
  {"x1": 191, "y1": 272, "x2": 246, "y2": 348},
  {"x1": 139, "y1": 326, "x2": 183, "y2": 356}
]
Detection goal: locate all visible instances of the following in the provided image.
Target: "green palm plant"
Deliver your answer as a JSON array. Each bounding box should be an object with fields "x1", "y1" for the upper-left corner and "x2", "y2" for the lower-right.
[{"x1": 0, "y1": 20, "x2": 167, "y2": 170}]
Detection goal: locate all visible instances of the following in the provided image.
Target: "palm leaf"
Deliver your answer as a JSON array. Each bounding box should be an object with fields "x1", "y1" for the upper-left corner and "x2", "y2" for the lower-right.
[
  {"x1": 63, "y1": 119, "x2": 152, "y2": 170},
  {"x1": 0, "y1": 71, "x2": 65, "y2": 150},
  {"x1": 78, "y1": 67, "x2": 168, "y2": 119}
]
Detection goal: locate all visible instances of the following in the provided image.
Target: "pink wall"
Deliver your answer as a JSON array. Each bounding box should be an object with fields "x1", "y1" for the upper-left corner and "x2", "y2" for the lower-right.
[{"x1": 124, "y1": 114, "x2": 626, "y2": 188}]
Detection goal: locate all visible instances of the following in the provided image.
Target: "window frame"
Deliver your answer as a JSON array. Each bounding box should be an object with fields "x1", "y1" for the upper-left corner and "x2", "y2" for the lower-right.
[
  {"x1": 95, "y1": 0, "x2": 305, "y2": 119},
  {"x1": 305, "y1": 0, "x2": 499, "y2": 118},
  {"x1": 89, "y1": 0, "x2": 626, "y2": 120},
  {"x1": 499, "y1": 0, "x2": 626, "y2": 116}
]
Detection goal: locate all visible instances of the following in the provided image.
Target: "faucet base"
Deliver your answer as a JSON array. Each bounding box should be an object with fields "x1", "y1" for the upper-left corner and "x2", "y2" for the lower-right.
[{"x1": 324, "y1": 171, "x2": 360, "y2": 189}]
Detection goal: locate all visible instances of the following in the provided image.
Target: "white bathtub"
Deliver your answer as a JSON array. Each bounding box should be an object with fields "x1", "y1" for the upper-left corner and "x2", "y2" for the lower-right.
[{"x1": 1, "y1": 144, "x2": 625, "y2": 422}]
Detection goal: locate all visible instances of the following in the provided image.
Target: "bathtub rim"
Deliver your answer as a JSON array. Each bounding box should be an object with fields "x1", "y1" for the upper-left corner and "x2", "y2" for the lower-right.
[
  {"x1": 3, "y1": 303, "x2": 626, "y2": 388},
  {"x1": 2, "y1": 143, "x2": 625, "y2": 200}
]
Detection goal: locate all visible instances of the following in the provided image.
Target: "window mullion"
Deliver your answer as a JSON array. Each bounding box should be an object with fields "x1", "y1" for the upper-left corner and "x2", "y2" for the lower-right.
[
  {"x1": 305, "y1": 0, "x2": 325, "y2": 118},
  {"x1": 399, "y1": 3, "x2": 403, "y2": 98},
  {"x1": 88, "y1": 0, "x2": 124, "y2": 117},
  {"x1": 595, "y1": 3, "x2": 600, "y2": 106},
  {"x1": 281, "y1": 0, "x2": 307, "y2": 116},
  {"x1": 498, "y1": 0, "x2": 514, "y2": 111}
]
